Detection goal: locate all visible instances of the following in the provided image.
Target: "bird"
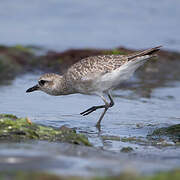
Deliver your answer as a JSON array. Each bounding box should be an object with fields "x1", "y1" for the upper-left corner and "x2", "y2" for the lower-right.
[{"x1": 26, "y1": 46, "x2": 161, "y2": 128}]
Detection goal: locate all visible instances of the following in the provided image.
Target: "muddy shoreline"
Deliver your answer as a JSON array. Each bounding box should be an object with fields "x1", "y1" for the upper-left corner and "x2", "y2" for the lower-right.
[{"x1": 1, "y1": 45, "x2": 180, "y2": 83}]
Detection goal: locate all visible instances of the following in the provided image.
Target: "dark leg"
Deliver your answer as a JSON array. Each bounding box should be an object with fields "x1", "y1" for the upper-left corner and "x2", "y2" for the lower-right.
[
  {"x1": 96, "y1": 93, "x2": 114, "y2": 128},
  {"x1": 80, "y1": 105, "x2": 106, "y2": 116},
  {"x1": 80, "y1": 92, "x2": 115, "y2": 126},
  {"x1": 107, "y1": 93, "x2": 114, "y2": 107},
  {"x1": 96, "y1": 107, "x2": 108, "y2": 129}
]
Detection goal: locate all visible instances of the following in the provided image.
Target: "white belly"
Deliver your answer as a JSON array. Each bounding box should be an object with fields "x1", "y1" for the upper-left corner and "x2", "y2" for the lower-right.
[{"x1": 93, "y1": 56, "x2": 149, "y2": 93}]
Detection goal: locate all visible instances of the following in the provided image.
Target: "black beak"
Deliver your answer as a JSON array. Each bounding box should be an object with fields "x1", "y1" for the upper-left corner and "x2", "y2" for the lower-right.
[{"x1": 26, "y1": 85, "x2": 39, "y2": 93}]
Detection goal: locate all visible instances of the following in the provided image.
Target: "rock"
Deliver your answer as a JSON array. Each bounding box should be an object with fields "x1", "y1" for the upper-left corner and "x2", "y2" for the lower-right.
[
  {"x1": 0, "y1": 45, "x2": 36, "y2": 83},
  {"x1": 120, "y1": 147, "x2": 134, "y2": 153},
  {"x1": 0, "y1": 114, "x2": 91, "y2": 146},
  {"x1": 147, "y1": 124, "x2": 180, "y2": 143}
]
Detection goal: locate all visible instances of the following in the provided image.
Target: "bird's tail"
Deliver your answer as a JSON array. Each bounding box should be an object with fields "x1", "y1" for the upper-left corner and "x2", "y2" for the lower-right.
[{"x1": 127, "y1": 46, "x2": 162, "y2": 61}]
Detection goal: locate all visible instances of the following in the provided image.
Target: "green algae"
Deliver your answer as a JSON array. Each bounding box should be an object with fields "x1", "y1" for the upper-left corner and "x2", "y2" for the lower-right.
[
  {"x1": 0, "y1": 114, "x2": 91, "y2": 146},
  {"x1": 147, "y1": 124, "x2": 180, "y2": 143},
  {"x1": 0, "y1": 114, "x2": 18, "y2": 119},
  {"x1": 101, "y1": 134, "x2": 177, "y2": 147},
  {"x1": 12, "y1": 45, "x2": 35, "y2": 54},
  {"x1": 0, "y1": 55, "x2": 22, "y2": 81},
  {"x1": 103, "y1": 49, "x2": 127, "y2": 55},
  {"x1": 0, "y1": 171, "x2": 61, "y2": 180},
  {"x1": 120, "y1": 136, "x2": 146, "y2": 143},
  {"x1": 0, "y1": 169, "x2": 180, "y2": 180},
  {"x1": 111, "y1": 49, "x2": 127, "y2": 55},
  {"x1": 0, "y1": 45, "x2": 36, "y2": 83},
  {"x1": 93, "y1": 169, "x2": 180, "y2": 180},
  {"x1": 101, "y1": 135, "x2": 121, "y2": 141},
  {"x1": 101, "y1": 135, "x2": 147, "y2": 144}
]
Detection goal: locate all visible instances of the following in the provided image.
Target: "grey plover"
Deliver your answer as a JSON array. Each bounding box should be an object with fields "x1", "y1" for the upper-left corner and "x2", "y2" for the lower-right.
[{"x1": 26, "y1": 46, "x2": 161, "y2": 128}]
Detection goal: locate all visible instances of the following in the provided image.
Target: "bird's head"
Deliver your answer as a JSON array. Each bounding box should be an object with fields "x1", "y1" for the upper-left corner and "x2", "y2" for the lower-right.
[{"x1": 26, "y1": 73, "x2": 64, "y2": 96}]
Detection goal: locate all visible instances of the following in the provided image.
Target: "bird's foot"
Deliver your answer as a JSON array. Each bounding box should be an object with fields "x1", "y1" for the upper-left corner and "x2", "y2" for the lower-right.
[
  {"x1": 80, "y1": 105, "x2": 105, "y2": 116},
  {"x1": 96, "y1": 121, "x2": 101, "y2": 131}
]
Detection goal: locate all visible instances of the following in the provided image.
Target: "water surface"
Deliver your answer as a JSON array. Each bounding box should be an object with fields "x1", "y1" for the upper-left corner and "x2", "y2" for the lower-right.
[
  {"x1": 0, "y1": 0, "x2": 180, "y2": 51},
  {"x1": 0, "y1": 73, "x2": 180, "y2": 175}
]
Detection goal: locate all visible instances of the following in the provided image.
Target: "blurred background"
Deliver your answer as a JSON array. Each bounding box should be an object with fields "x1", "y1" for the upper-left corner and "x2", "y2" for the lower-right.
[
  {"x1": 0, "y1": 0, "x2": 180, "y2": 51},
  {"x1": 0, "y1": 0, "x2": 180, "y2": 179}
]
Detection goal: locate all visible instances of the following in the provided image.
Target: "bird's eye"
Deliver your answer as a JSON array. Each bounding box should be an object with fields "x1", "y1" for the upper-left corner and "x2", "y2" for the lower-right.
[{"x1": 39, "y1": 80, "x2": 46, "y2": 86}]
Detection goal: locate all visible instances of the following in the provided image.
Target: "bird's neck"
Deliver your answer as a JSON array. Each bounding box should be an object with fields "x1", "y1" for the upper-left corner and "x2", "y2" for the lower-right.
[{"x1": 55, "y1": 75, "x2": 74, "y2": 95}]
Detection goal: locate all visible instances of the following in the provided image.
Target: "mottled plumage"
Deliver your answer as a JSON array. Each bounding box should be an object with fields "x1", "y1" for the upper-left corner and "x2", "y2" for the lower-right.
[{"x1": 26, "y1": 46, "x2": 161, "y2": 128}]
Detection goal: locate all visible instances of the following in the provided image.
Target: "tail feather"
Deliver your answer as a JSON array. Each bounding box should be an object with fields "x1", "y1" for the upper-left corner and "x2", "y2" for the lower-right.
[{"x1": 127, "y1": 46, "x2": 162, "y2": 61}]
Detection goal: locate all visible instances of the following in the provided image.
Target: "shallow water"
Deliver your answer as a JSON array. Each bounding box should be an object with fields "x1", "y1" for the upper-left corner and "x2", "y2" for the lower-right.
[
  {"x1": 0, "y1": 0, "x2": 180, "y2": 51},
  {"x1": 0, "y1": 73, "x2": 180, "y2": 175}
]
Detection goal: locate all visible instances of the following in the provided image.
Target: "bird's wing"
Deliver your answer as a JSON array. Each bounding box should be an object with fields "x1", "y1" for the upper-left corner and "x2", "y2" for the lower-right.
[
  {"x1": 66, "y1": 46, "x2": 162, "y2": 83},
  {"x1": 66, "y1": 55, "x2": 127, "y2": 83}
]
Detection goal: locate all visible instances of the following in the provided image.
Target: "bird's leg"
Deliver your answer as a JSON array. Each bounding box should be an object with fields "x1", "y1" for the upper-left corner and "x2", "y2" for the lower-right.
[
  {"x1": 107, "y1": 93, "x2": 114, "y2": 107},
  {"x1": 80, "y1": 105, "x2": 106, "y2": 116},
  {"x1": 80, "y1": 94, "x2": 110, "y2": 116},
  {"x1": 96, "y1": 92, "x2": 114, "y2": 128},
  {"x1": 96, "y1": 106, "x2": 108, "y2": 129},
  {"x1": 80, "y1": 92, "x2": 115, "y2": 127}
]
